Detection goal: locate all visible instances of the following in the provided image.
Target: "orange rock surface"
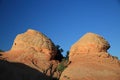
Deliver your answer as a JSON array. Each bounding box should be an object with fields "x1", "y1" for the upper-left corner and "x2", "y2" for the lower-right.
[
  {"x1": 11, "y1": 29, "x2": 57, "y2": 60},
  {"x1": 60, "y1": 32, "x2": 120, "y2": 80},
  {"x1": 0, "y1": 29, "x2": 60, "y2": 79}
]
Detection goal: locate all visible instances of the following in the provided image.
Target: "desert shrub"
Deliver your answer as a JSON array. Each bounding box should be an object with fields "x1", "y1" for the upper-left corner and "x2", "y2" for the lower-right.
[
  {"x1": 54, "y1": 45, "x2": 64, "y2": 61},
  {"x1": 113, "y1": 56, "x2": 118, "y2": 59},
  {"x1": 56, "y1": 49, "x2": 70, "y2": 72},
  {"x1": 57, "y1": 62, "x2": 66, "y2": 72},
  {"x1": 0, "y1": 49, "x2": 4, "y2": 52},
  {"x1": 57, "y1": 58, "x2": 69, "y2": 72}
]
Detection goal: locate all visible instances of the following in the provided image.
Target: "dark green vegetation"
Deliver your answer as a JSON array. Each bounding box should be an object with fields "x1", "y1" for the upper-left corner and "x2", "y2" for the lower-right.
[
  {"x1": 0, "y1": 49, "x2": 4, "y2": 52},
  {"x1": 56, "y1": 50, "x2": 70, "y2": 72},
  {"x1": 54, "y1": 45, "x2": 64, "y2": 61},
  {"x1": 55, "y1": 45, "x2": 70, "y2": 72},
  {"x1": 57, "y1": 58, "x2": 69, "y2": 72},
  {"x1": 56, "y1": 50, "x2": 70, "y2": 80},
  {"x1": 54, "y1": 45, "x2": 70, "y2": 73}
]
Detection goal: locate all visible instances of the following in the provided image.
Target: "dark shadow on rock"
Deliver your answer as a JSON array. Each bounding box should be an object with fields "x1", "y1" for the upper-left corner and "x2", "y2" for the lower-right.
[{"x1": 0, "y1": 60, "x2": 58, "y2": 80}]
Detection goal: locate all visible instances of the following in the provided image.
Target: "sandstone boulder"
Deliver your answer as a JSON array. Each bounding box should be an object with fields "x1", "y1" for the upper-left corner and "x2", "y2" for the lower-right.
[
  {"x1": 69, "y1": 32, "x2": 110, "y2": 61},
  {"x1": 0, "y1": 29, "x2": 60, "y2": 79},
  {"x1": 60, "y1": 32, "x2": 120, "y2": 80},
  {"x1": 11, "y1": 29, "x2": 57, "y2": 60}
]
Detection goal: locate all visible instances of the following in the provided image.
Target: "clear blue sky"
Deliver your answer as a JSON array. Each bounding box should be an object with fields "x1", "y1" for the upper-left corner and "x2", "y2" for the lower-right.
[{"x1": 0, "y1": 0, "x2": 120, "y2": 58}]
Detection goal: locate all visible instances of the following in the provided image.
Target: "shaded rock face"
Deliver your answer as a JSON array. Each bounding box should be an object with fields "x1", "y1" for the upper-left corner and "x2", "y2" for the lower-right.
[
  {"x1": 60, "y1": 32, "x2": 120, "y2": 80},
  {"x1": 0, "y1": 29, "x2": 60, "y2": 79},
  {"x1": 0, "y1": 60, "x2": 52, "y2": 80}
]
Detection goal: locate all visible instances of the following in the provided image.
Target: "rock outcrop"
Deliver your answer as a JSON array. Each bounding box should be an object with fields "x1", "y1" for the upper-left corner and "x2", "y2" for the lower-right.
[
  {"x1": 11, "y1": 29, "x2": 57, "y2": 60},
  {"x1": 69, "y1": 32, "x2": 110, "y2": 61},
  {"x1": 0, "y1": 29, "x2": 60, "y2": 79},
  {"x1": 1, "y1": 31, "x2": 120, "y2": 80},
  {"x1": 60, "y1": 32, "x2": 120, "y2": 80}
]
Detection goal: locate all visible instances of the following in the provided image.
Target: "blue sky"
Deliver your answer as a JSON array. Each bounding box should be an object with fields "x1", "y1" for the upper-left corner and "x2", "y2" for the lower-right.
[{"x1": 0, "y1": 0, "x2": 120, "y2": 58}]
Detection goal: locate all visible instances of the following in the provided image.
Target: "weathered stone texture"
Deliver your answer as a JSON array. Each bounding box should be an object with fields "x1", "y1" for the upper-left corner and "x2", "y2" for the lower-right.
[
  {"x1": 60, "y1": 32, "x2": 120, "y2": 80},
  {"x1": 11, "y1": 29, "x2": 57, "y2": 60},
  {"x1": 0, "y1": 29, "x2": 60, "y2": 79}
]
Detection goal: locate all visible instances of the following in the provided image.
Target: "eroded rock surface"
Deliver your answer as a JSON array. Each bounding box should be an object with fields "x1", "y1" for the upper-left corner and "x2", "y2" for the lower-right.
[
  {"x1": 1, "y1": 31, "x2": 120, "y2": 80},
  {"x1": 11, "y1": 29, "x2": 57, "y2": 60},
  {"x1": 0, "y1": 29, "x2": 60, "y2": 79},
  {"x1": 69, "y1": 32, "x2": 110, "y2": 61},
  {"x1": 60, "y1": 32, "x2": 120, "y2": 80}
]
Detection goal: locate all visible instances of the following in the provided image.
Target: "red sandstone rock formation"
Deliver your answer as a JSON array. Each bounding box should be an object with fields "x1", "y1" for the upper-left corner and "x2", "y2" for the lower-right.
[
  {"x1": 11, "y1": 29, "x2": 57, "y2": 60},
  {"x1": 1, "y1": 31, "x2": 120, "y2": 80},
  {"x1": 60, "y1": 32, "x2": 120, "y2": 80},
  {"x1": 0, "y1": 29, "x2": 60, "y2": 79}
]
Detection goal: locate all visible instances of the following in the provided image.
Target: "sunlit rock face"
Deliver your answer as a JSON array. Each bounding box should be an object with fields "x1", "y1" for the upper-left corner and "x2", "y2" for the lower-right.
[
  {"x1": 69, "y1": 32, "x2": 110, "y2": 61},
  {"x1": 60, "y1": 32, "x2": 120, "y2": 80},
  {"x1": 0, "y1": 29, "x2": 60, "y2": 79},
  {"x1": 11, "y1": 29, "x2": 57, "y2": 60}
]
